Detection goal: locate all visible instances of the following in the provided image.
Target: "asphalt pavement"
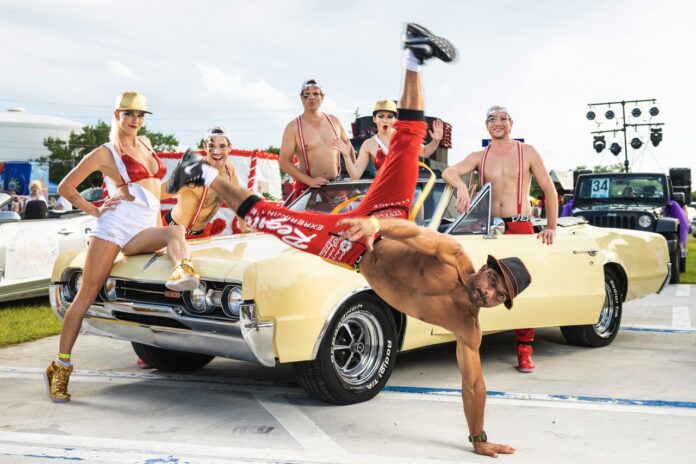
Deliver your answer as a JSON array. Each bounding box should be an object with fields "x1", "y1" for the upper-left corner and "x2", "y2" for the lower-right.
[{"x1": 0, "y1": 284, "x2": 694, "y2": 464}]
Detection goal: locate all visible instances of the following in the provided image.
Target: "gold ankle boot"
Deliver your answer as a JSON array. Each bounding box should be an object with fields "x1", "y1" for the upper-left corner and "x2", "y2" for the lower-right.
[
  {"x1": 165, "y1": 258, "x2": 200, "y2": 292},
  {"x1": 44, "y1": 361, "x2": 73, "y2": 403}
]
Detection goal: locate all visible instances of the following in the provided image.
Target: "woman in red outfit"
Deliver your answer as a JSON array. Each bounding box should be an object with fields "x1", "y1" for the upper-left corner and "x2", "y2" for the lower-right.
[
  {"x1": 341, "y1": 99, "x2": 443, "y2": 180},
  {"x1": 43, "y1": 92, "x2": 198, "y2": 403}
]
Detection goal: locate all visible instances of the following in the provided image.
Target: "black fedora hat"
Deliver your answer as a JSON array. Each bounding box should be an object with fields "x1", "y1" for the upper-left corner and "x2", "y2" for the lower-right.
[{"x1": 486, "y1": 255, "x2": 531, "y2": 309}]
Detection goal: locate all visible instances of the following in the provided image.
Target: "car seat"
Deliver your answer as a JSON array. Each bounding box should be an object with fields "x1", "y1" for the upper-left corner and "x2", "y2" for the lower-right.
[{"x1": 23, "y1": 200, "x2": 48, "y2": 219}]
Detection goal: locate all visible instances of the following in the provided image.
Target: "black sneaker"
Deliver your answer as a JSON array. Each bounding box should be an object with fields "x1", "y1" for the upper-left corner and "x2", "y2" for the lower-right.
[
  {"x1": 166, "y1": 149, "x2": 205, "y2": 194},
  {"x1": 403, "y1": 23, "x2": 457, "y2": 64}
]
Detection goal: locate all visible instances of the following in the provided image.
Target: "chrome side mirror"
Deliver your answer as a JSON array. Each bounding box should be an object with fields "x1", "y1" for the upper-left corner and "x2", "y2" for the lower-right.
[{"x1": 490, "y1": 217, "x2": 505, "y2": 235}]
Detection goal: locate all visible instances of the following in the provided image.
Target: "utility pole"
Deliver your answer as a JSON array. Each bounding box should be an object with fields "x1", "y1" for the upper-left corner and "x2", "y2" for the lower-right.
[{"x1": 586, "y1": 99, "x2": 664, "y2": 173}]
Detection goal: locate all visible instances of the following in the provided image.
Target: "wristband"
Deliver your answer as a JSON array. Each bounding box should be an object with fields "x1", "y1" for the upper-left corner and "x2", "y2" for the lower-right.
[
  {"x1": 368, "y1": 216, "x2": 380, "y2": 233},
  {"x1": 468, "y1": 430, "x2": 487, "y2": 443}
]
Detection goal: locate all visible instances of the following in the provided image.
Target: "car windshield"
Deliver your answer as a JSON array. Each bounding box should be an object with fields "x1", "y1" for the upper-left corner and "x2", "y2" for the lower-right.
[
  {"x1": 289, "y1": 182, "x2": 446, "y2": 226},
  {"x1": 576, "y1": 176, "x2": 666, "y2": 201},
  {"x1": 446, "y1": 183, "x2": 492, "y2": 235}
]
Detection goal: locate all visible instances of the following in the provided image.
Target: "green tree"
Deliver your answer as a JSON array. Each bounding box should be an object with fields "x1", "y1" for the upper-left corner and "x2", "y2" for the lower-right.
[{"x1": 38, "y1": 122, "x2": 178, "y2": 190}]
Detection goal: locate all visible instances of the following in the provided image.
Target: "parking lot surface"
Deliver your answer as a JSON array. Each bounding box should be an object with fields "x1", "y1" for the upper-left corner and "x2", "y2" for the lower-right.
[{"x1": 1, "y1": 284, "x2": 694, "y2": 463}]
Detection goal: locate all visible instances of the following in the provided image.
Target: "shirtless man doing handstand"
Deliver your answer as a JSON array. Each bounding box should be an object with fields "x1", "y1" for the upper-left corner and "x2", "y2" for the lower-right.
[{"x1": 167, "y1": 24, "x2": 528, "y2": 458}]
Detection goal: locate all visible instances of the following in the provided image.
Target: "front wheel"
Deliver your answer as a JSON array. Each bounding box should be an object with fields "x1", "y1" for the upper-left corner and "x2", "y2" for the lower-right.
[
  {"x1": 131, "y1": 342, "x2": 215, "y2": 371},
  {"x1": 293, "y1": 296, "x2": 398, "y2": 405},
  {"x1": 561, "y1": 269, "x2": 623, "y2": 347}
]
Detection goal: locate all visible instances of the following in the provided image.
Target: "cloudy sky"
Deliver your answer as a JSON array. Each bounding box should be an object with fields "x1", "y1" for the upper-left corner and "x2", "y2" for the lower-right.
[{"x1": 2, "y1": 0, "x2": 695, "y2": 177}]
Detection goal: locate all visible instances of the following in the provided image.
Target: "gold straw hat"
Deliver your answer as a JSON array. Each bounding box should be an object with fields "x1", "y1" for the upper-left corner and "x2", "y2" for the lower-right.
[
  {"x1": 114, "y1": 91, "x2": 152, "y2": 114},
  {"x1": 372, "y1": 99, "x2": 397, "y2": 116}
]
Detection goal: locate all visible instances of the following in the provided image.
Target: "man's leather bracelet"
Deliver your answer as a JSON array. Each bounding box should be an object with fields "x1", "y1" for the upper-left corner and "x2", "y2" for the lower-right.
[{"x1": 468, "y1": 430, "x2": 487, "y2": 443}]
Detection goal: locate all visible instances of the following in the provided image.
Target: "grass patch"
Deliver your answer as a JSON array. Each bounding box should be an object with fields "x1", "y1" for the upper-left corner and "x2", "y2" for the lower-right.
[
  {"x1": 0, "y1": 297, "x2": 61, "y2": 347},
  {"x1": 682, "y1": 236, "x2": 696, "y2": 284}
]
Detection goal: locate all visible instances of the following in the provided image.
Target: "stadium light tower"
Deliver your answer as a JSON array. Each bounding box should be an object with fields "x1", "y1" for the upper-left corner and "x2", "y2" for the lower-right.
[{"x1": 585, "y1": 98, "x2": 664, "y2": 172}]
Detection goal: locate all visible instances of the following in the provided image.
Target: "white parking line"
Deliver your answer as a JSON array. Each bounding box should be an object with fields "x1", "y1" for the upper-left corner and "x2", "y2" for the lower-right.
[
  {"x1": 0, "y1": 432, "x2": 471, "y2": 464},
  {"x1": 253, "y1": 392, "x2": 345, "y2": 456},
  {"x1": 675, "y1": 285, "x2": 691, "y2": 297},
  {"x1": 672, "y1": 306, "x2": 692, "y2": 329}
]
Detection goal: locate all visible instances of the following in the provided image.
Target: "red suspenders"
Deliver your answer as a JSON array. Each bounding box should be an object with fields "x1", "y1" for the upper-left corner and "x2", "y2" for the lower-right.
[{"x1": 295, "y1": 113, "x2": 342, "y2": 178}]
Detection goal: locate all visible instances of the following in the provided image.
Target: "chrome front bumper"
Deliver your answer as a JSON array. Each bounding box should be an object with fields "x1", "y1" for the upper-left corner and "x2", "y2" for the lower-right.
[{"x1": 49, "y1": 284, "x2": 276, "y2": 367}]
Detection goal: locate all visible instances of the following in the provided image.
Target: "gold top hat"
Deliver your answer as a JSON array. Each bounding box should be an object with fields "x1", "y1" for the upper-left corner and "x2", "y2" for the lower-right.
[
  {"x1": 114, "y1": 91, "x2": 152, "y2": 114},
  {"x1": 373, "y1": 99, "x2": 397, "y2": 116}
]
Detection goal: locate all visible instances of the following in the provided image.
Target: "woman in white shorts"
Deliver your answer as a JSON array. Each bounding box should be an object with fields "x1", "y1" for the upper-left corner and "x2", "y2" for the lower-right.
[{"x1": 43, "y1": 91, "x2": 199, "y2": 403}]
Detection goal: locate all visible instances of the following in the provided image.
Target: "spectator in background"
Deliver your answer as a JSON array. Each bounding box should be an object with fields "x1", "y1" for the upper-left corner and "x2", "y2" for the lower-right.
[{"x1": 28, "y1": 181, "x2": 47, "y2": 204}]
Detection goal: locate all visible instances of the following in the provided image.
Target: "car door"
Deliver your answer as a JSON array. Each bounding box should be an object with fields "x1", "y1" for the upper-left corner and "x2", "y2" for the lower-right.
[{"x1": 431, "y1": 184, "x2": 604, "y2": 335}]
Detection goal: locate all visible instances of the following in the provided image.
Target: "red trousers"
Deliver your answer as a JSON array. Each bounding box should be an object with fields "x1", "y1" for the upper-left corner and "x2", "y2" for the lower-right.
[
  {"x1": 243, "y1": 119, "x2": 427, "y2": 267},
  {"x1": 504, "y1": 220, "x2": 535, "y2": 343}
]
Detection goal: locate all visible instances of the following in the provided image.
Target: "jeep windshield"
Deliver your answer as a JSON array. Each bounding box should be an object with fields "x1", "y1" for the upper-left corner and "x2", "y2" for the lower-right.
[{"x1": 576, "y1": 175, "x2": 667, "y2": 203}]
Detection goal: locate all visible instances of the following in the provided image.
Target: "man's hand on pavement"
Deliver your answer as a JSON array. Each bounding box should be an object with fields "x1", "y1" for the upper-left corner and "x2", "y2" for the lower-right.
[{"x1": 473, "y1": 441, "x2": 516, "y2": 458}]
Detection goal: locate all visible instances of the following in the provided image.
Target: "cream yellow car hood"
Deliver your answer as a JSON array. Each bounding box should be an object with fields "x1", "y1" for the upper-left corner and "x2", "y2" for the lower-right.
[{"x1": 108, "y1": 233, "x2": 298, "y2": 283}]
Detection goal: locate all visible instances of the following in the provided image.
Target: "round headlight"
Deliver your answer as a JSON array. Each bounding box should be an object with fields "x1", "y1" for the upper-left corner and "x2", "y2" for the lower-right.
[
  {"x1": 74, "y1": 272, "x2": 84, "y2": 295},
  {"x1": 189, "y1": 282, "x2": 208, "y2": 313},
  {"x1": 222, "y1": 286, "x2": 243, "y2": 319},
  {"x1": 104, "y1": 278, "x2": 117, "y2": 300},
  {"x1": 638, "y1": 215, "x2": 652, "y2": 228}
]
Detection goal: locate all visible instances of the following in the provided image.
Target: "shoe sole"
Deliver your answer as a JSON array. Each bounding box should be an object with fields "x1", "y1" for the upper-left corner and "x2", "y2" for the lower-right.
[
  {"x1": 404, "y1": 24, "x2": 457, "y2": 62},
  {"x1": 517, "y1": 367, "x2": 535, "y2": 373},
  {"x1": 43, "y1": 370, "x2": 69, "y2": 403},
  {"x1": 165, "y1": 276, "x2": 199, "y2": 292}
]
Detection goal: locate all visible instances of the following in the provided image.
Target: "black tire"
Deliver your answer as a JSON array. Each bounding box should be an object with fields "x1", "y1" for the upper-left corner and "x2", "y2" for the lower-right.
[
  {"x1": 293, "y1": 296, "x2": 398, "y2": 405},
  {"x1": 561, "y1": 269, "x2": 623, "y2": 347},
  {"x1": 131, "y1": 342, "x2": 214, "y2": 371},
  {"x1": 669, "y1": 245, "x2": 680, "y2": 284}
]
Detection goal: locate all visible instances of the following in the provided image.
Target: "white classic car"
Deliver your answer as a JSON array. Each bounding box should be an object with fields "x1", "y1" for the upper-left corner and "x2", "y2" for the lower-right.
[
  {"x1": 49, "y1": 174, "x2": 670, "y2": 404},
  {"x1": 0, "y1": 193, "x2": 94, "y2": 302}
]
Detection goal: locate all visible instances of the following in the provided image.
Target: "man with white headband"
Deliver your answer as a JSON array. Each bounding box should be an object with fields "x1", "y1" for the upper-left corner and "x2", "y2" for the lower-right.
[
  {"x1": 279, "y1": 79, "x2": 355, "y2": 203},
  {"x1": 161, "y1": 126, "x2": 247, "y2": 238},
  {"x1": 442, "y1": 104, "x2": 558, "y2": 374}
]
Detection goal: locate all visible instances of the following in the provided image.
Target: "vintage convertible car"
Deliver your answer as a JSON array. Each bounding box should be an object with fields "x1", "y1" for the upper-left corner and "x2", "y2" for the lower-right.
[
  {"x1": 49, "y1": 172, "x2": 670, "y2": 404},
  {"x1": 0, "y1": 193, "x2": 94, "y2": 302}
]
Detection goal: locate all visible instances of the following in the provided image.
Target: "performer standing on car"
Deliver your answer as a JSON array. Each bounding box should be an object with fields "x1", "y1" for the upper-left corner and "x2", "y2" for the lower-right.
[
  {"x1": 442, "y1": 105, "x2": 558, "y2": 373},
  {"x1": 44, "y1": 92, "x2": 200, "y2": 403},
  {"x1": 341, "y1": 99, "x2": 443, "y2": 180},
  {"x1": 161, "y1": 126, "x2": 249, "y2": 238},
  {"x1": 279, "y1": 79, "x2": 355, "y2": 203},
  {"x1": 166, "y1": 24, "x2": 525, "y2": 458}
]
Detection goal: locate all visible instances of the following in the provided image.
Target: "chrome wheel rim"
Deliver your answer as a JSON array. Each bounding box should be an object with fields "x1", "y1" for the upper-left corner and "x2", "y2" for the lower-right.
[
  {"x1": 330, "y1": 310, "x2": 384, "y2": 387},
  {"x1": 594, "y1": 281, "x2": 616, "y2": 337}
]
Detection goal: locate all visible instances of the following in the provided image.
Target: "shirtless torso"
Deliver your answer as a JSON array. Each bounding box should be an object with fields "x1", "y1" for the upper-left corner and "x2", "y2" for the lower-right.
[
  {"x1": 360, "y1": 239, "x2": 477, "y2": 335},
  {"x1": 473, "y1": 140, "x2": 533, "y2": 218}
]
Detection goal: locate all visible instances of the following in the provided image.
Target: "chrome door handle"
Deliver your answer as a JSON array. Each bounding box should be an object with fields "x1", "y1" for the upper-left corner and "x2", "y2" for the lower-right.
[
  {"x1": 573, "y1": 249, "x2": 598, "y2": 256},
  {"x1": 57, "y1": 229, "x2": 73, "y2": 235}
]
